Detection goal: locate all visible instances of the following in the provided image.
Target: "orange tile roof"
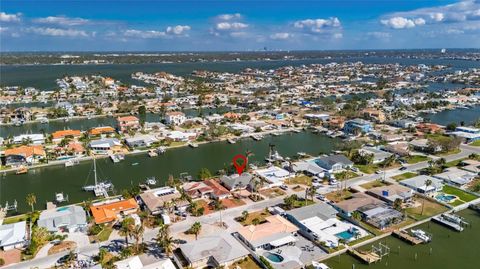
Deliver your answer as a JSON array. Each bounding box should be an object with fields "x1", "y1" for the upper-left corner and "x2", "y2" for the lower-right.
[
  {"x1": 237, "y1": 215, "x2": 298, "y2": 243},
  {"x1": 4, "y1": 145, "x2": 45, "y2": 158},
  {"x1": 52, "y1": 129, "x2": 81, "y2": 140},
  {"x1": 89, "y1": 126, "x2": 116, "y2": 136},
  {"x1": 204, "y1": 179, "x2": 230, "y2": 197},
  {"x1": 67, "y1": 142, "x2": 85, "y2": 153},
  {"x1": 117, "y1": 116, "x2": 139, "y2": 122},
  {"x1": 90, "y1": 198, "x2": 139, "y2": 224}
]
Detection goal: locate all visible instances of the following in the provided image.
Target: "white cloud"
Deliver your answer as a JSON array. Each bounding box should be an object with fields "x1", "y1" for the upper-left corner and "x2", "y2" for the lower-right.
[
  {"x1": 381, "y1": 17, "x2": 419, "y2": 29},
  {"x1": 270, "y1": 32, "x2": 291, "y2": 40},
  {"x1": 0, "y1": 12, "x2": 21, "y2": 22},
  {"x1": 215, "y1": 13, "x2": 242, "y2": 21},
  {"x1": 124, "y1": 29, "x2": 166, "y2": 38},
  {"x1": 293, "y1": 17, "x2": 341, "y2": 33},
  {"x1": 215, "y1": 22, "x2": 248, "y2": 31},
  {"x1": 166, "y1": 25, "x2": 191, "y2": 35},
  {"x1": 33, "y1": 16, "x2": 90, "y2": 26},
  {"x1": 27, "y1": 27, "x2": 89, "y2": 37}
]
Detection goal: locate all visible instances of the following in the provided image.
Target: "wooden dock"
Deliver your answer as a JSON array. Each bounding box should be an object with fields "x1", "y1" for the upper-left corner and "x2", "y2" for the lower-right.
[
  {"x1": 393, "y1": 230, "x2": 423, "y2": 245},
  {"x1": 348, "y1": 249, "x2": 381, "y2": 264}
]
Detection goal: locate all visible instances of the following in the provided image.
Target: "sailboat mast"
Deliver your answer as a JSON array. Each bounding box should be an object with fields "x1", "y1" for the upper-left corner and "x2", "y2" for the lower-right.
[{"x1": 93, "y1": 157, "x2": 98, "y2": 185}]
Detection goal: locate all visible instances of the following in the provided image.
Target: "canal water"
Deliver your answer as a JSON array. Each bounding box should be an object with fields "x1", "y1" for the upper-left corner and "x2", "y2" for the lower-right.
[
  {"x1": 0, "y1": 131, "x2": 338, "y2": 213},
  {"x1": 324, "y1": 209, "x2": 480, "y2": 269},
  {"x1": 422, "y1": 105, "x2": 480, "y2": 126},
  {"x1": 1, "y1": 57, "x2": 478, "y2": 90}
]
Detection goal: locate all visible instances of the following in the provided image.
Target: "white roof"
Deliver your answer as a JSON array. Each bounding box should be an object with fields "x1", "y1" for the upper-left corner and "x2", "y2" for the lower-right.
[
  {"x1": 269, "y1": 235, "x2": 297, "y2": 247},
  {"x1": 255, "y1": 166, "x2": 292, "y2": 184},
  {"x1": 0, "y1": 221, "x2": 27, "y2": 247}
]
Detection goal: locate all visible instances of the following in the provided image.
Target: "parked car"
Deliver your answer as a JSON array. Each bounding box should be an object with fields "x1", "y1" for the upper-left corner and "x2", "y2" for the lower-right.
[
  {"x1": 375, "y1": 170, "x2": 383, "y2": 174},
  {"x1": 329, "y1": 179, "x2": 339, "y2": 186},
  {"x1": 280, "y1": 185, "x2": 288, "y2": 190},
  {"x1": 316, "y1": 194, "x2": 326, "y2": 201},
  {"x1": 399, "y1": 166, "x2": 408, "y2": 171}
]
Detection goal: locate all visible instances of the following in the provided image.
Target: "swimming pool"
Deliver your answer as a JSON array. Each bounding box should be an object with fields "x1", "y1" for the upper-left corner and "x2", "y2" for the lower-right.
[
  {"x1": 264, "y1": 252, "x2": 284, "y2": 263},
  {"x1": 435, "y1": 193, "x2": 457, "y2": 203},
  {"x1": 335, "y1": 230, "x2": 355, "y2": 240}
]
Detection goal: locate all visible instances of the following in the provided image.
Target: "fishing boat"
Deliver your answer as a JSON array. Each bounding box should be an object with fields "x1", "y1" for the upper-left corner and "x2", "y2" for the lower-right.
[
  {"x1": 410, "y1": 229, "x2": 431, "y2": 243},
  {"x1": 55, "y1": 192, "x2": 69, "y2": 203},
  {"x1": 83, "y1": 157, "x2": 114, "y2": 197},
  {"x1": 227, "y1": 138, "x2": 237, "y2": 144},
  {"x1": 145, "y1": 177, "x2": 157, "y2": 185},
  {"x1": 265, "y1": 144, "x2": 284, "y2": 162},
  {"x1": 16, "y1": 166, "x2": 28, "y2": 175},
  {"x1": 148, "y1": 149, "x2": 158, "y2": 157}
]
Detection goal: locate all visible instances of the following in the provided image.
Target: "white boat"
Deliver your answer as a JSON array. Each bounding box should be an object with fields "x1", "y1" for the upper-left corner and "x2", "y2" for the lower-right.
[
  {"x1": 188, "y1": 142, "x2": 199, "y2": 148},
  {"x1": 297, "y1": 152, "x2": 307, "y2": 157},
  {"x1": 265, "y1": 144, "x2": 284, "y2": 162},
  {"x1": 311, "y1": 262, "x2": 330, "y2": 269},
  {"x1": 40, "y1": 118, "x2": 49, "y2": 124},
  {"x1": 272, "y1": 132, "x2": 281, "y2": 136},
  {"x1": 410, "y1": 229, "x2": 431, "y2": 243},
  {"x1": 55, "y1": 192, "x2": 69, "y2": 203},
  {"x1": 148, "y1": 149, "x2": 158, "y2": 157},
  {"x1": 83, "y1": 157, "x2": 114, "y2": 197},
  {"x1": 292, "y1": 129, "x2": 301, "y2": 133},
  {"x1": 157, "y1": 146, "x2": 166, "y2": 154},
  {"x1": 64, "y1": 159, "x2": 79, "y2": 167},
  {"x1": 110, "y1": 154, "x2": 120, "y2": 163},
  {"x1": 227, "y1": 138, "x2": 237, "y2": 144},
  {"x1": 145, "y1": 177, "x2": 157, "y2": 185},
  {"x1": 251, "y1": 134, "x2": 263, "y2": 141}
]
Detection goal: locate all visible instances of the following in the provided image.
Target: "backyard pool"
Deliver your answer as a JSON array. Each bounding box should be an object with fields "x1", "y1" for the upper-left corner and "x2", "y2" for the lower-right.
[
  {"x1": 435, "y1": 193, "x2": 457, "y2": 203},
  {"x1": 335, "y1": 230, "x2": 356, "y2": 241},
  {"x1": 264, "y1": 252, "x2": 284, "y2": 263}
]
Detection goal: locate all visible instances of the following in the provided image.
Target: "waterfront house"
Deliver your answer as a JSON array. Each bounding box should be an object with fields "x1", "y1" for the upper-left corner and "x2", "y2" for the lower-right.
[
  {"x1": 203, "y1": 179, "x2": 231, "y2": 200},
  {"x1": 138, "y1": 187, "x2": 182, "y2": 215},
  {"x1": 220, "y1": 173, "x2": 254, "y2": 191},
  {"x1": 399, "y1": 175, "x2": 443, "y2": 195},
  {"x1": 51, "y1": 129, "x2": 82, "y2": 144},
  {"x1": 236, "y1": 215, "x2": 299, "y2": 251},
  {"x1": 366, "y1": 184, "x2": 414, "y2": 205},
  {"x1": 358, "y1": 147, "x2": 393, "y2": 164},
  {"x1": 343, "y1": 118, "x2": 372, "y2": 134},
  {"x1": 433, "y1": 167, "x2": 477, "y2": 188},
  {"x1": 314, "y1": 154, "x2": 353, "y2": 174},
  {"x1": 89, "y1": 138, "x2": 122, "y2": 155},
  {"x1": 125, "y1": 135, "x2": 159, "y2": 148},
  {"x1": 451, "y1": 126, "x2": 480, "y2": 143},
  {"x1": 88, "y1": 126, "x2": 116, "y2": 137},
  {"x1": 384, "y1": 142, "x2": 410, "y2": 157},
  {"x1": 0, "y1": 221, "x2": 28, "y2": 250},
  {"x1": 409, "y1": 138, "x2": 441, "y2": 153},
  {"x1": 182, "y1": 182, "x2": 214, "y2": 199},
  {"x1": 37, "y1": 205, "x2": 87, "y2": 233},
  {"x1": 326, "y1": 116, "x2": 345, "y2": 130},
  {"x1": 166, "y1": 130, "x2": 197, "y2": 142},
  {"x1": 175, "y1": 234, "x2": 249, "y2": 268},
  {"x1": 285, "y1": 203, "x2": 367, "y2": 248},
  {"x1": 4, "y1": 145, "x2": 46, "y2": 166},
  {"x1": 254, "y1": 166, "x2": 293, "y2": 188},
  {"x1": 90, "y1": 198, "x2": 139, "y2": 224},
  {"x1": 165, "y1": 111, "x2": 186, "y2": 125},
  {"x1": 117, "y1": 116, "x2": 141, "y2": 133},
  {"x1": 362, "y1": 108, "x2": 386, "y2": 123},
  {"x1": 291, "y1": 160, "x2": 326, "y2": 177},
  {"x1": 356, "y1": 204, "x2": 404, "y2": 230},
  {"x1": 12, "y1": 134, "x2": 45, "y2": 145},
  {"x1": 416, "y1": 123, "x2": 444, "y2": 134}
]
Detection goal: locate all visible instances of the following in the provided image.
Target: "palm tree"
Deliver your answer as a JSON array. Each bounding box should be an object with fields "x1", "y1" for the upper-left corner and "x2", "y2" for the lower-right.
[
  {"x1": 421, "y1": 179, "x2": 433, "y2": 215},
  {"x1": 157, "y1": 225, "x2": 175, "y2": 257},
  {"x1": 25, "y1": 193, "x2": 36, "y2": 212},
  {"x1": 132, "y1": 224, "x2": 144, "y2": 253},
  {"x1": 119, "y1": 217, "x2": 135, "y2": 246},
  {"x1": 307, "y1": 185, "x2": 317, "y2": 205},
  {"x1": 189, "y1": 222, "x2": 202, "y2": 240},
  {"x1": 241, "y1": 210, "x2": 249, "y2": 221}
]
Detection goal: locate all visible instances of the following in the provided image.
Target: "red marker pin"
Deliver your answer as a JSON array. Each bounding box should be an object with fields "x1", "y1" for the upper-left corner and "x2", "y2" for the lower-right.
[{"x1": 232, "y1": 154, "x2": 248, "y2": 175}]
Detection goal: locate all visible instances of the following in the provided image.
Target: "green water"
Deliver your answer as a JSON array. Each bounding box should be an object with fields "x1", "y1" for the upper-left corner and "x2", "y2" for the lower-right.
[
  {"x1": 324, "y1": 209, "x2": 480, "y2": 269},
  {"x1": 0, "y1": 131, "x2": 338, "y2": 213}
]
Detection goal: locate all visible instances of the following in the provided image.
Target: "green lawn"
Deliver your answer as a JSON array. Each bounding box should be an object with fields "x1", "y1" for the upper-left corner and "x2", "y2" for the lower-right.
[
  {"x1": 404, "y1": 155, "x2": 430, "y2": 164},
  {"x1": 445, "y1": 158, "x2": 465, "y2": 168},
  {"x1": 392, "y1": 172, "x2": 417, "y2": 181},
  {"x1": 360, "y1": 180, "x2": 390, "y2": 189},
  {"x1": 442, "y1": 185, "x2": 478, "y2": 202},
  {"x1": 96, "y1": 226, "x2": 113, "y2": 242},
  {"x1": 285, "y1": 175, "x2": 312, "y2": 185},
  {"x1": 355, "y1": 164, "x2": 378, "y2": 174},
  {"x1": 405, "y1": 197, "x2": 448, "y2": 221},
  {"x1": 2, "y1": 214, "x2": 29, "y2": 225},
  {"x1": 435, "y1": 148, "x2": 461, "y2": 156},
  {"x1": 449, "y1": 200, "x2": 465, "y2": 207},
  {"x1": 469, "y1": 140, "x2": 480, "y2": 147},
  {"x1": 334, "y1": 171, "x2": 359, "y2": 181}
]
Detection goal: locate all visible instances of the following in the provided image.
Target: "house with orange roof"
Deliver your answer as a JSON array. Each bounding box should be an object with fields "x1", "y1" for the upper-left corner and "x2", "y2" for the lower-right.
[
  {"x1": 88, "y1": 126, "x2": 116, "y2": 137},
  {"x1": 236, "y1": 215, "x2": 299, "y2": 251},
  {"x1": 182, "y1": 181, "x2": 214, "y2": 199},
  {"x1": 117, "y1": 116, "x2": 140, "y2": 133},
  {"x1": 223, "y1": 112, "x2": 240, "y2": 120},
  {"x1": 203, "y1": 179, "x2": 231, "y2": 200},
  {"x1": 90, "y1": 198, "x2": 139, "y2": 224},
  {"x1": 416, "y1": 123, "x2": 444, "y2": 134},
  {"x1": 4, "y1": 145, "x2": 46, "y2": 166},
  {"x1": 51, "y1": 129, "x2": 82, "y2": 143}
]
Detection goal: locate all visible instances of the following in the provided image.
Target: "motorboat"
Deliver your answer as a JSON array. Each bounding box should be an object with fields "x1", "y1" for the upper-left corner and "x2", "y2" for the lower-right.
[
  {"x1": 40, "y1": 118, "x2": 49, "y2": 124},
  {"x1": 157, "y1": 146, "x2": 166, "y2": 154},
  {"x1": 251, "y1": 134, "x2": 263, "y2": 141},
  {"x1": 55, "y1": 192, "x2": 69, "y2": 203},
  {"x1": 227, "y1": 138, "x2": 237, "y2": 144},
  {"x1": 410, "y1": 229, "x2": 431, "y2": 243},
  {"x1": 188, "y1": 142, "x2": 199, "y2": 148},
  {"x1": 109, "y1": 154, "x2": 121, "y2": 163},
  {"x1": 148, "y1": 149, "x2": 158, "y2": 157},
  {"x1": 311, "y1": 262, "x2": 331, "y2": 269},
  {"x1": 16, "y1": 166, "x2": 28, "y2": 175},
  {"x1": 145, "y1": 177, "x2": 157, "y2": 185},
  {"x1": 65, "y1": 159, "x2": 79, "y2": 167}
]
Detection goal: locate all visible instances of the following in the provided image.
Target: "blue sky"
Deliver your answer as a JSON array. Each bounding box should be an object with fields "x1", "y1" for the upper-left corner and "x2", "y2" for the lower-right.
[{"x1": 1, "y1": 0, "x2": 479, "y2": 51}]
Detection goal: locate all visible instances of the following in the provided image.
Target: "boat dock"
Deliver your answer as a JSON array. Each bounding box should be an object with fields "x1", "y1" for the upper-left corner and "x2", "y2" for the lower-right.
[
  {"x1": 392, "y1": 230, "x2": 423, "y2": 245},
  {"x1": 432, "y1": 215, "x2": 464, "y2": 232},
  {"x1": 348, "y1": 249, "x2": 381, "y2": 264}
]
